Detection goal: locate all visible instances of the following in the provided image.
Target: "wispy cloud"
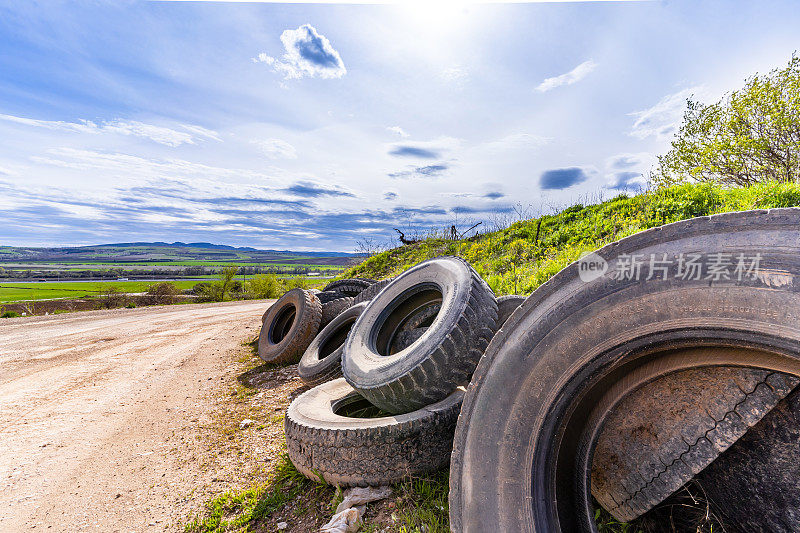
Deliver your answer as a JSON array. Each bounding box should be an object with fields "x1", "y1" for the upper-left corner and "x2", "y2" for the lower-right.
[
  {"x1": 603, "y1": 152, "x2": 654, "y2": 190},
  {"x1": 388, "y1": 163, "x2": 449, "y2": 179},
  {"x1": 605, "y1": 171, "x2": 646, "y2": 191},
  {"x1": 388, "y1": 146, "x2": 440, "y2": 159},
  {"x1": 629, "y1": 87, "x2": 702, "y2": 140},
  {"x1": 387, "y1": 126, "x2": 409, "y2": 138},
  {"x1": 0, "y1": 114, "x2": 220, "y2": 147},
  {"x1": 253, "y1": 24, "x2": 346, "y2": 79},
  {"x1": 282, "y1": 180, "x2": 355, "y2": 198},
  {"x1": 252, "y1": 138, "x2": 298, "y2": 159},
  {"x1": 536, "y1": 60, "x2": 597, "y2": 93}
]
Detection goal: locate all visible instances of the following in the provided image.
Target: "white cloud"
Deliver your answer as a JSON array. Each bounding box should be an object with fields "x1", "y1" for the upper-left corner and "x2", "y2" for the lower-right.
[
  {"x1": 603, "y1": 152, "x2": 656, "y2": 190},
  {"x1": 252, "y1": 138, "x2": 298, "y2": 159},
  {"x1": 535, "y1": 60, "x2": 597, "y2": 93},
  {"x1": 253, "y1": 24, "x2": 346, "y2": 80},
  {"x1": 629, "y1": 87, "x2": 703, "y2": 140},
  {"x1": 387, "y1": 126, "x2": 409, "y2": 138},
  {"x1": 0, "y1": 114, "x2": 220, "y2": 147}
]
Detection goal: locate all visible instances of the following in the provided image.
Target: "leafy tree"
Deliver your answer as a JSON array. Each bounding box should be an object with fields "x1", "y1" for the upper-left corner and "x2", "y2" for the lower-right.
[
  {"x1": 219, "y1": 265, "x2": 239, "y2": 300},
  {"x1": 654, "y1": 54, "x2": 800, "y2": 187}
]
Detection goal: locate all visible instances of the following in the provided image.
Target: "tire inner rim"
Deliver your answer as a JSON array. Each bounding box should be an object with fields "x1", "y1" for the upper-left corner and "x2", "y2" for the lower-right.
[
  {"x1": 269, "y1": 303, "x2": 296, "y2": 344},
  {"x1": 332, "y1": 392, "x2": 391, "y2": 418},
  {"x1": 532, "y1": 336, "x2": 800, "y2": 532},
  {"x1": 372, "y1": 283, "x2": 442, "y2": 356},
  {"x1": 318, "y1": 317, "x2": 357, "y2": 360}
]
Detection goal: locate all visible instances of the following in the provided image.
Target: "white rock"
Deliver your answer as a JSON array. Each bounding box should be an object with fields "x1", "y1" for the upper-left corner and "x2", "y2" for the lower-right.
[{"x1": 239, "y1": 419, "x2": 255, "y2": 429}]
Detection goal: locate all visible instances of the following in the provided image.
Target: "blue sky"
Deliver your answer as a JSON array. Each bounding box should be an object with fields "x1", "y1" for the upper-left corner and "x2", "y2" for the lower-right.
[{"x1": 1, "y1": 0, "x2": 798, "y2": 251}]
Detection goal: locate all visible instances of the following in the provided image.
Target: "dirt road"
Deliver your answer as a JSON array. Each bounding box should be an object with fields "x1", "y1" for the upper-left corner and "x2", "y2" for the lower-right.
[{"x1": 0, "y1": 300, "x2": 272, "y2": 532}]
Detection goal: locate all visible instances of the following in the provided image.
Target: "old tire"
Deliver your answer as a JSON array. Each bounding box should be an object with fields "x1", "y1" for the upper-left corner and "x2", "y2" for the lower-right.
[
  {"x1": 343, "y1": 256, "x2": 497, "y2": 414},
  {"x1": 589, "y1": 364, "x2": 797, "y2": 521},
  {"x1": 323, "y1": 278, "x2": 376, "y2": 297},
  {"x1": 285, "y1": 378, "x2": 463, "y2": 486},
  {"x1": 352, "y1": 278, "x2": 394, "y2": 305},
  {"x1": 299, "y1": 302, "x2": 367, "y2": 386},
  {"x1": 258, "y1": 288, "x2": 322, "y2": 364},
  {"x1": 315, "y1": 290, "x2": 345, "y2": 304},
  {"x1": 697, "y1": 384, "x2": 800, "y2": 532},
  {"x1": 449, "y1": 208, "x2": 800, "y2": 533},
  {"x1": 496, "y1": 295, "x2": 525, "y2": 327},
  {"x1": 321, "y1": 296, "x2": 355, "y2": 328}
]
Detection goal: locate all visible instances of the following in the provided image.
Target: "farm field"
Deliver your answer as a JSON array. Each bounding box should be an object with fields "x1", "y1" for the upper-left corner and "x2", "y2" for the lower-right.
[
  {"x1": 0, "y1": 262, "x2": 345, "y2": 269},
  {"x1": 0, "y1": 280, "x2": 200, "y2": 303}
]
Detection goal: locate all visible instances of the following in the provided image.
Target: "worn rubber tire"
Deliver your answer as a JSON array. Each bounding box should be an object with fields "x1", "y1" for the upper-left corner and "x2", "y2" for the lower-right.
[
  {"x1": 449, "y1": 208, "x2": 800, "y2": 533},
  {"x1": 299, "y1": 303, "x2": 367, "y2": 386},
  {"x1": 496, "y1": 295, "x2": 525, "y2": 327},
  {"x1": 321, "y1": 296, "x2": 355, "y2": 328},
  {"x1": 315, "y1": 290, "x2": 345, "y2": 304},
  {"x1": 697, "y1": 384, "x2": 800, "y2": 532},
  {"x1": 352, "y1": 278, "x2": 394, "y2": 305},
  {"x1": 258, "y1": 288, "x2": 322, "y2": 364},
  {"x1": 589, "y1": 364, "x2": 798, "y2": 521},
  {"x1": 322, "y1": 278, "x2": 376, "y2": 297},
  {"x1": 391, "y1": 328, "x2": 428, "y2": 353},
  {"x1": 285, "y1": 378, "x2": 463, "y2": 486},
  {"x1": 343, "y1": 256, "x2": 498, "y2": 414}
]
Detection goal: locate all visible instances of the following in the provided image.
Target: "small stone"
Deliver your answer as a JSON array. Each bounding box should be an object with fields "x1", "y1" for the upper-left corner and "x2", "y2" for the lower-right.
[
  {"x1": 276, "y1": 522, "x2": 288, "y2": 530},
  {"x1": 239, "y1": 419, "x2": 255, "y2": 429},
  {"x1": 115, "y1": 493, "x2": 121, "y2": 499}
]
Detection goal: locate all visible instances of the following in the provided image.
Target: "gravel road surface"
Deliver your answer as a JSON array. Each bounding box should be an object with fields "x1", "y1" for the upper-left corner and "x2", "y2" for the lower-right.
[{"x1": 0, "y1": 300, "x2": 272, "y2": 532}]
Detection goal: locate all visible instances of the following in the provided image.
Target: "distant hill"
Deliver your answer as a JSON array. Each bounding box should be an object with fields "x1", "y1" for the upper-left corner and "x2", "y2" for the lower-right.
[{"x1": 0, "y1": 242, "x2": 361, "y2": 265}]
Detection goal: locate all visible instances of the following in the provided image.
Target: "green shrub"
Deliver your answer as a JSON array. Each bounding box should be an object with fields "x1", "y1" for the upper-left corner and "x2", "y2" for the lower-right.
[
  {"x1": 248, "y1": 274, "x2": 282, "y2": 299},
  {"x1": 145, "y1": 282, "x2": 180, "y2": 305}
]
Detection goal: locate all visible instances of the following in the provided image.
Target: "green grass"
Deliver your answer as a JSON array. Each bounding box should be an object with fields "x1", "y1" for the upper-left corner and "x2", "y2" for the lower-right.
[
  {"x1": 0, "y1": 280, "x2": 199, "y2": 302},
  {"x1": 343, "y1": 181, "x2": 800, "y2": 296},
  {"x1": 183, "y1": 454, "x2": 329, "y2": 533},
  {"x1": 184, "y1": 458, "x2": 452, "y2": 533}
]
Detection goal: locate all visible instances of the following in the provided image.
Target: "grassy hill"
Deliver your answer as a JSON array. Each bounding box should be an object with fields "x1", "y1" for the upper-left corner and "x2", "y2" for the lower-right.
[{"x1": 344, "y1": 182, "x2": 800, "y2": 296}]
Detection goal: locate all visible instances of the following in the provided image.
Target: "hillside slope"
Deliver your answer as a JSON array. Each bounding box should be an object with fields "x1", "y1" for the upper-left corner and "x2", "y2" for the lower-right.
[{"x1": 344, "y1": 182, "x2": 800, "y2": 295}]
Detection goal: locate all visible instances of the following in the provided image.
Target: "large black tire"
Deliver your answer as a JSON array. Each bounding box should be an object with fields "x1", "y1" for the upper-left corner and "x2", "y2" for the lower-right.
[
  {"x1": 697, "y1": 384, "x2": 800, "y2": 532},
  {"x1": 449, "y1": 208, "x2": 800, "y2": 533},
  {"x1": 315, "y1": 290, "x2": 345, "y2": 304},
  {"x1": 322, "y1": 278, "x2": 376, "y2": 297},
  {"x1": 342, "y1": 256, "x2": 498, "y2": 414},
  {"x1": 352, "y1": 278, "x2": 394, "y2": 305},
  {"x1": 285, "y1": 378, "x2": 463, "y2": 486},
  {"x1": 496, "y1": 295, "x2": 525, "y2": 327},
  {"x1": 258, "y1": 288, "x2": 322, "y2": 364},
  {"x1": 299, "y1": 302, "x2": 367, "y2": 386},
  {"x1": 321, "y1": 296, "x2": 355, "y2": 328}
]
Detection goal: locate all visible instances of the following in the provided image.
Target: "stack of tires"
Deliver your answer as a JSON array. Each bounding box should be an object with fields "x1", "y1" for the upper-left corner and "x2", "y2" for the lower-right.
[{"x1": 261, "y1": 257, "x2": 511, "y2": 487}]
